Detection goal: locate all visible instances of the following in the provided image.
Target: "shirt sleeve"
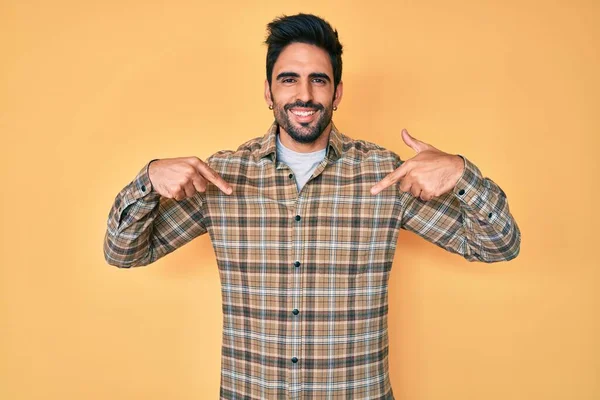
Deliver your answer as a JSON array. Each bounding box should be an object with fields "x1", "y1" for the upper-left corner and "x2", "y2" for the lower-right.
[
  {"x1": 103, "y1": 160, "x2": 209, "y2": 268},
  {"x1": 399, "y1": 156, "x2": 521, "y2": 263}
]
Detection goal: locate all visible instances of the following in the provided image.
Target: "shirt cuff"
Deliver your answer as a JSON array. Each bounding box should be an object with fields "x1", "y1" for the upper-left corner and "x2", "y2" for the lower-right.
[
  {"x1": 453, "y1": 155, "x2": 484, "y2": 206},
  {"x1": 453, "y1": 155, "x2": 508, "y2": 227},
  {"x1": 118, "y1": 160, "x2": 161, "y2": 214}
]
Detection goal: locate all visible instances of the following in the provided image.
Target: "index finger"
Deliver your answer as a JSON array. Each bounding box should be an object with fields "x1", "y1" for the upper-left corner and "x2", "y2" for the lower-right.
[
  {"x1": 195, "y1": 160, "x2": 233, "y2": 195},
  {"x1": 370, "y1": 163, "x2": 409, "y2": 195}
]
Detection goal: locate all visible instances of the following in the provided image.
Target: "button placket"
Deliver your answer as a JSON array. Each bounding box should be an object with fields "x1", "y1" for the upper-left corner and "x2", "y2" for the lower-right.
[{"x1": 289, "y1": 189, "x2": 306, "y2": 396}]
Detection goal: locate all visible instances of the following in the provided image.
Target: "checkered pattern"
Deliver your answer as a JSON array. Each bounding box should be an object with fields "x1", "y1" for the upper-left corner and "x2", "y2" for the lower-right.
[{"x1": 104, "y1": 121, "x2": 520, "y2": 399}]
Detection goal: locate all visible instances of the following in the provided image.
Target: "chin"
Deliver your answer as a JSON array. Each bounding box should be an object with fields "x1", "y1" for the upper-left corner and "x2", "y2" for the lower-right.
[{"x1": 290, "y1": 131, "x2": 322, "y2": 144}]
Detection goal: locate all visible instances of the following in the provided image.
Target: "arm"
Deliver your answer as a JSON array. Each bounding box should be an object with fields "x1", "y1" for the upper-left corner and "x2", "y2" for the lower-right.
[
  {"x1": 400, "y1": 156, "x2": 521, "y2": 263},
  {"x1": 371, "y1": 129, "x2": 521, "y2": 263},
  {"x1": 104, "y1": 156, "x2": 231, "y2": 268},
  {"x1": 103, "y1": 160, "x2": 210, "y2": 268}
]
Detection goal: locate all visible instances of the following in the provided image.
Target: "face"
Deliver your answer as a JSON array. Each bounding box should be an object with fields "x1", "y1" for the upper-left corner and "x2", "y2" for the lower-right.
[{"x1": 265, "y1": 42, "x2": 343, "y2": 144}]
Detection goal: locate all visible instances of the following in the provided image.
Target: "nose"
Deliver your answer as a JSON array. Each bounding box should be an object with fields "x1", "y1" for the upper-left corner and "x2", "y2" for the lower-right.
[{"x1": 296, "y1": 79, "x2": 313, "y2": 103}]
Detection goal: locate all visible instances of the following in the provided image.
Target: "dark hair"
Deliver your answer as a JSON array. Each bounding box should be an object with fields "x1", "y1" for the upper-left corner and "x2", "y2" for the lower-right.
[{"x1": 264, "y1": 13, "x2": 343, "y2": 90}]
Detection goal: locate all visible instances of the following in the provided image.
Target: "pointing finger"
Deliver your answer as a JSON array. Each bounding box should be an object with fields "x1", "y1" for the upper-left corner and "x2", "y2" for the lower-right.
[
  {"x1": 371, "y1": 164, "x2": 409, "y2": 195},
  {"x1": 195, "y1": 161, "x2": 233, "y2": 195}
]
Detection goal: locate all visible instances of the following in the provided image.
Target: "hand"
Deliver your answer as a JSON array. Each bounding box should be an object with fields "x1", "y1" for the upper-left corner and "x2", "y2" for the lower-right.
[
  {"x1": 148, "y1": 157, "x2": 233, "y2": 200},
  {"x1": 370, "y1": 129, "x2": 464, "y2": 201}
]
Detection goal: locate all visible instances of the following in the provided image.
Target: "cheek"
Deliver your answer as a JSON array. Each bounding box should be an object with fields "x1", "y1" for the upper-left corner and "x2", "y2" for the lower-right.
[
  {"x1": 272, "y1": 87, "x2": 294, "y2": 101},
  {"x1": 316, "y1": 91, "x2": 335, "y2": 105},
  {"x1": 273, "y1": 96, "x2": 291, "y2": 108}
]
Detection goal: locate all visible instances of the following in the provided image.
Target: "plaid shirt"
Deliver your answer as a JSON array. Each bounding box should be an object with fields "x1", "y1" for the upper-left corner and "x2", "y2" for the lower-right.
[{"x1": 104, "y1": 121, "x2": 520, "y2": 399}]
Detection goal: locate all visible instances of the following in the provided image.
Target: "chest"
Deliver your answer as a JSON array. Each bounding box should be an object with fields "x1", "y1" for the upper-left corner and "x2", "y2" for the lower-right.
[{"x1": 203, "y1": 160, "x2": 402, "y2": 274}]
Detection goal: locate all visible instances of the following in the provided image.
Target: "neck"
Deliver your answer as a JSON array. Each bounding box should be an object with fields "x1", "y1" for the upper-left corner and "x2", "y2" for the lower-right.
[{"x1": 278, "y1": 122, "x2": 332, "y2": 153}]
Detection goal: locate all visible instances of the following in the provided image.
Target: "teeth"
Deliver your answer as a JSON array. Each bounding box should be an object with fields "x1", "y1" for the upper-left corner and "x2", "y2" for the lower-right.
[{"x1": 291, "y1": 110, "x2": 316, "y2": 117}]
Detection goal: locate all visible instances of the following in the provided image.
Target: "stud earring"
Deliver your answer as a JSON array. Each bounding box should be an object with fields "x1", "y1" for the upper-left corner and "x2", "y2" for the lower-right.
[
  {"x1": 333, "y1": 106, "x2": 338, "y2": 111},
  {"x1": 269, "y1": 104, "x2": 273, "y2": 110}
]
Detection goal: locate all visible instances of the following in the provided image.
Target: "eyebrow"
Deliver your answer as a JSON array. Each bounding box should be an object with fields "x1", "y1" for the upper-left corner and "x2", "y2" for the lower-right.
[{"x1": 276, "y1": 71, "x2": 332, "y2": 82}]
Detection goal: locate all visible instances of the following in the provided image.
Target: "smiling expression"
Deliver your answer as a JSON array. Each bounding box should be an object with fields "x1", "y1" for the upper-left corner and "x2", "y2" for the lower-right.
[{"x1": 265, "y1": 42, "x2": 343, "y2": 146}]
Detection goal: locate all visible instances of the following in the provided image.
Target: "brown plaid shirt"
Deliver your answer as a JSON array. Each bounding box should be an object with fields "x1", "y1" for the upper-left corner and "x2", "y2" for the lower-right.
[{"x1": 104, "y1": 121, "x2": 520, "y2": 399}]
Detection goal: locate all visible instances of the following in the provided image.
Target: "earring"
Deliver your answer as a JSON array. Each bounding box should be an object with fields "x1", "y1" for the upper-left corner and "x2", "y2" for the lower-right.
[
  {"x1": 333, "y1": 106, "x2": 338, "y2": 111},
  {"x1": 269, "y1": 104, "x2": 273, "y2": 110}
]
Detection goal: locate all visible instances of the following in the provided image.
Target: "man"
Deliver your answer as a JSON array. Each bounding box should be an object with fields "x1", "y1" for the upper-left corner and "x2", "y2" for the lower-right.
[{"x1": 104, "y1": 13, "x2": 520, "y2": 400}]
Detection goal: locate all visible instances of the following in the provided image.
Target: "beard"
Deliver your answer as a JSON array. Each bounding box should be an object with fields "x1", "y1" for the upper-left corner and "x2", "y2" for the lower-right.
[{"x1": 272, "y1": 98, "x2": 334, "y2": 144}]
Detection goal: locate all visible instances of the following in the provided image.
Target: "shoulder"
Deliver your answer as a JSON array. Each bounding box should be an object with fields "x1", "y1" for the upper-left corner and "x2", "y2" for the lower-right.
[
  {"x1": 205, "y1": 134, "x2": 270, "y2": 170},
  {"x1": 207, "y1": 137, "x2": 256, "y2": 157},
  {"x1": 338, "y1": 133, "x2": 403, "y2": 168}
]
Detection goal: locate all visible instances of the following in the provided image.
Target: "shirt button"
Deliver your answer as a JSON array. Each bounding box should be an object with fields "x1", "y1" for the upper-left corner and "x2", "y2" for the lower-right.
[
  {"x1": 291, "y1": 357, "x2": 298, "y2": 363},
  {"x1": 141, "y1": 185, "x2": 146, "y2": 192},
  {"x1": 288, "y1": 173, "x2": 294, "y2": 179},
  {"x1": 295, "y1": 215, "x2": 301, "y2": 221},
  {"x1": 292, "y1": 309, "x2": 299, "y2": 315},
  {"x1": 458, "y1": 189, "x2": 465, "y2": 196},
  {"x1": 294, "y1": 261, "x2": 301, "y2": 268}
]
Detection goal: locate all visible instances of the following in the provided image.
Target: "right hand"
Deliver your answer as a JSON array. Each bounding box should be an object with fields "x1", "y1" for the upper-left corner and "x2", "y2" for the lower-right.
[{"x1": 148, "y1": 157, "x2": 233, "y2": 200}]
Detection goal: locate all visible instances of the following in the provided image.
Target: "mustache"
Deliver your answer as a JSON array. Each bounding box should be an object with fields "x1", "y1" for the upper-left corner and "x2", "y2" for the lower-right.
[{"x1": 283, "y1": 101, "x2": 324, "y2": 111}]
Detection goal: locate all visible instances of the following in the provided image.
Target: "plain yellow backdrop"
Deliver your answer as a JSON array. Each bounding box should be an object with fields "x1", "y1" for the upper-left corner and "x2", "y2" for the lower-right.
[{"x1": 1, "y1": 0, "x2": 598, "y2": 399}]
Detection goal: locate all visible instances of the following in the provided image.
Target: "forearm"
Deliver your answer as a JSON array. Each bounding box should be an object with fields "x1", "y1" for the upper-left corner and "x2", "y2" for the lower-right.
[
  {"x1": 103, "y1": 161, "x2": 208, "y2": 268},
  {"x1": 401, "y1": 157, "x2": 521, "y2": 263}
]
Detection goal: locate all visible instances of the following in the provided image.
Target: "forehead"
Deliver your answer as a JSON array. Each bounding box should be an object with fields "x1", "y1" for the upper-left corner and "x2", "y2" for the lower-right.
[{"x1": 273, "y1": 42, "x2": 333, "y2": 76}]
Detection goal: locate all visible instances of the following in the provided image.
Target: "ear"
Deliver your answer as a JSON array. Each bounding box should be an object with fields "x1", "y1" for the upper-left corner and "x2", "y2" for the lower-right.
[
  {"x1": 333, "y1": 81, "x2": 344, "y2": 109},
  {"x1": 264, "y1": 80, "x2": 273, "y2": 107}
]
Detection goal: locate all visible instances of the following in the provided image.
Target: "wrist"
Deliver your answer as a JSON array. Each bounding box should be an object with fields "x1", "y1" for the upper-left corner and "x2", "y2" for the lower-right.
[
  {"x1": 147, "y1": 159, "x2": 160, "y2": 192},
  {"x1": 451, "y1": 155, "x2": 466, "y2": 187}
]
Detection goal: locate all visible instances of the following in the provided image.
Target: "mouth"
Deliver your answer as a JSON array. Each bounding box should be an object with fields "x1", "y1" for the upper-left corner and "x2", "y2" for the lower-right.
[{"x1": 288, "y1": 108, "x2": 319, "y2": 124}]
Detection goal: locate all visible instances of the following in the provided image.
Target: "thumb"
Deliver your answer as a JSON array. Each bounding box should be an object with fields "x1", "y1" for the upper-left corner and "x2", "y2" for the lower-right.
[{"x1": 401, "y1": 129, "x2": 427, "y2": 153}]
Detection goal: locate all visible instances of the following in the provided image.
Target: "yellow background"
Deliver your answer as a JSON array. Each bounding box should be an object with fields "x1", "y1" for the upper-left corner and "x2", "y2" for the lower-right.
[{"x1": 1, "y1": 0, "x2": 598, "y2": 399}]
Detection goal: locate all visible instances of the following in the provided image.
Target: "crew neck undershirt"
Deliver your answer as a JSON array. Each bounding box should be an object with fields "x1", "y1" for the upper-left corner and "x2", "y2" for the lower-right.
[{"x1": 276, "y1": 134, "x2": 327, "y2": 192}]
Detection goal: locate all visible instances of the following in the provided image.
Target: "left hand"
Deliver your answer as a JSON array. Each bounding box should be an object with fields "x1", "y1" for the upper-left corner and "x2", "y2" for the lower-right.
[{"x1": 370, "y1": 129, "x2": 465, "y2": 201}]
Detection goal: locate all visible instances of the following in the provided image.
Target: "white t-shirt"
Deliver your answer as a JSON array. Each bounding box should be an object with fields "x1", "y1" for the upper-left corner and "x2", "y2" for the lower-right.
[{"x1": 276, "y1": 134, "x2": 327, "y2": 192}]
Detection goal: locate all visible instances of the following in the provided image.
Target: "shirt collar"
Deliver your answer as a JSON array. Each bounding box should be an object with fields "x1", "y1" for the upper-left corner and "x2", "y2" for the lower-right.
[{"x1": 256, "y1": 120, "x2": 344, "y2": 162}]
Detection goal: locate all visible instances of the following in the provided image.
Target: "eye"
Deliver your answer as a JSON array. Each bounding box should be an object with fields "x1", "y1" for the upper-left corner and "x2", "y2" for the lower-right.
[
  {"x1": 282, "y1": 78, "x2": 296, "y2": 83},
  {"x1": 312, "y1": 78, "x2": 326, "y2": 84}
]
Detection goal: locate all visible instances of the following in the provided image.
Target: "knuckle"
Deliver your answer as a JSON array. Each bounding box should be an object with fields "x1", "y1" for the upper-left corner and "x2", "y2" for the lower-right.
[
  {"x1": 197, "y1": 159, "x2": 208, "y2": 169},
  {"x1": 183, "y1": 164, "x2": 196, "y2": 176},
  {"x1": 196, "y1": 178, "x2": 207, "y2": 192},
  {"x1": 171, "y1": 186, "x2": 184, "y2": 196}
]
